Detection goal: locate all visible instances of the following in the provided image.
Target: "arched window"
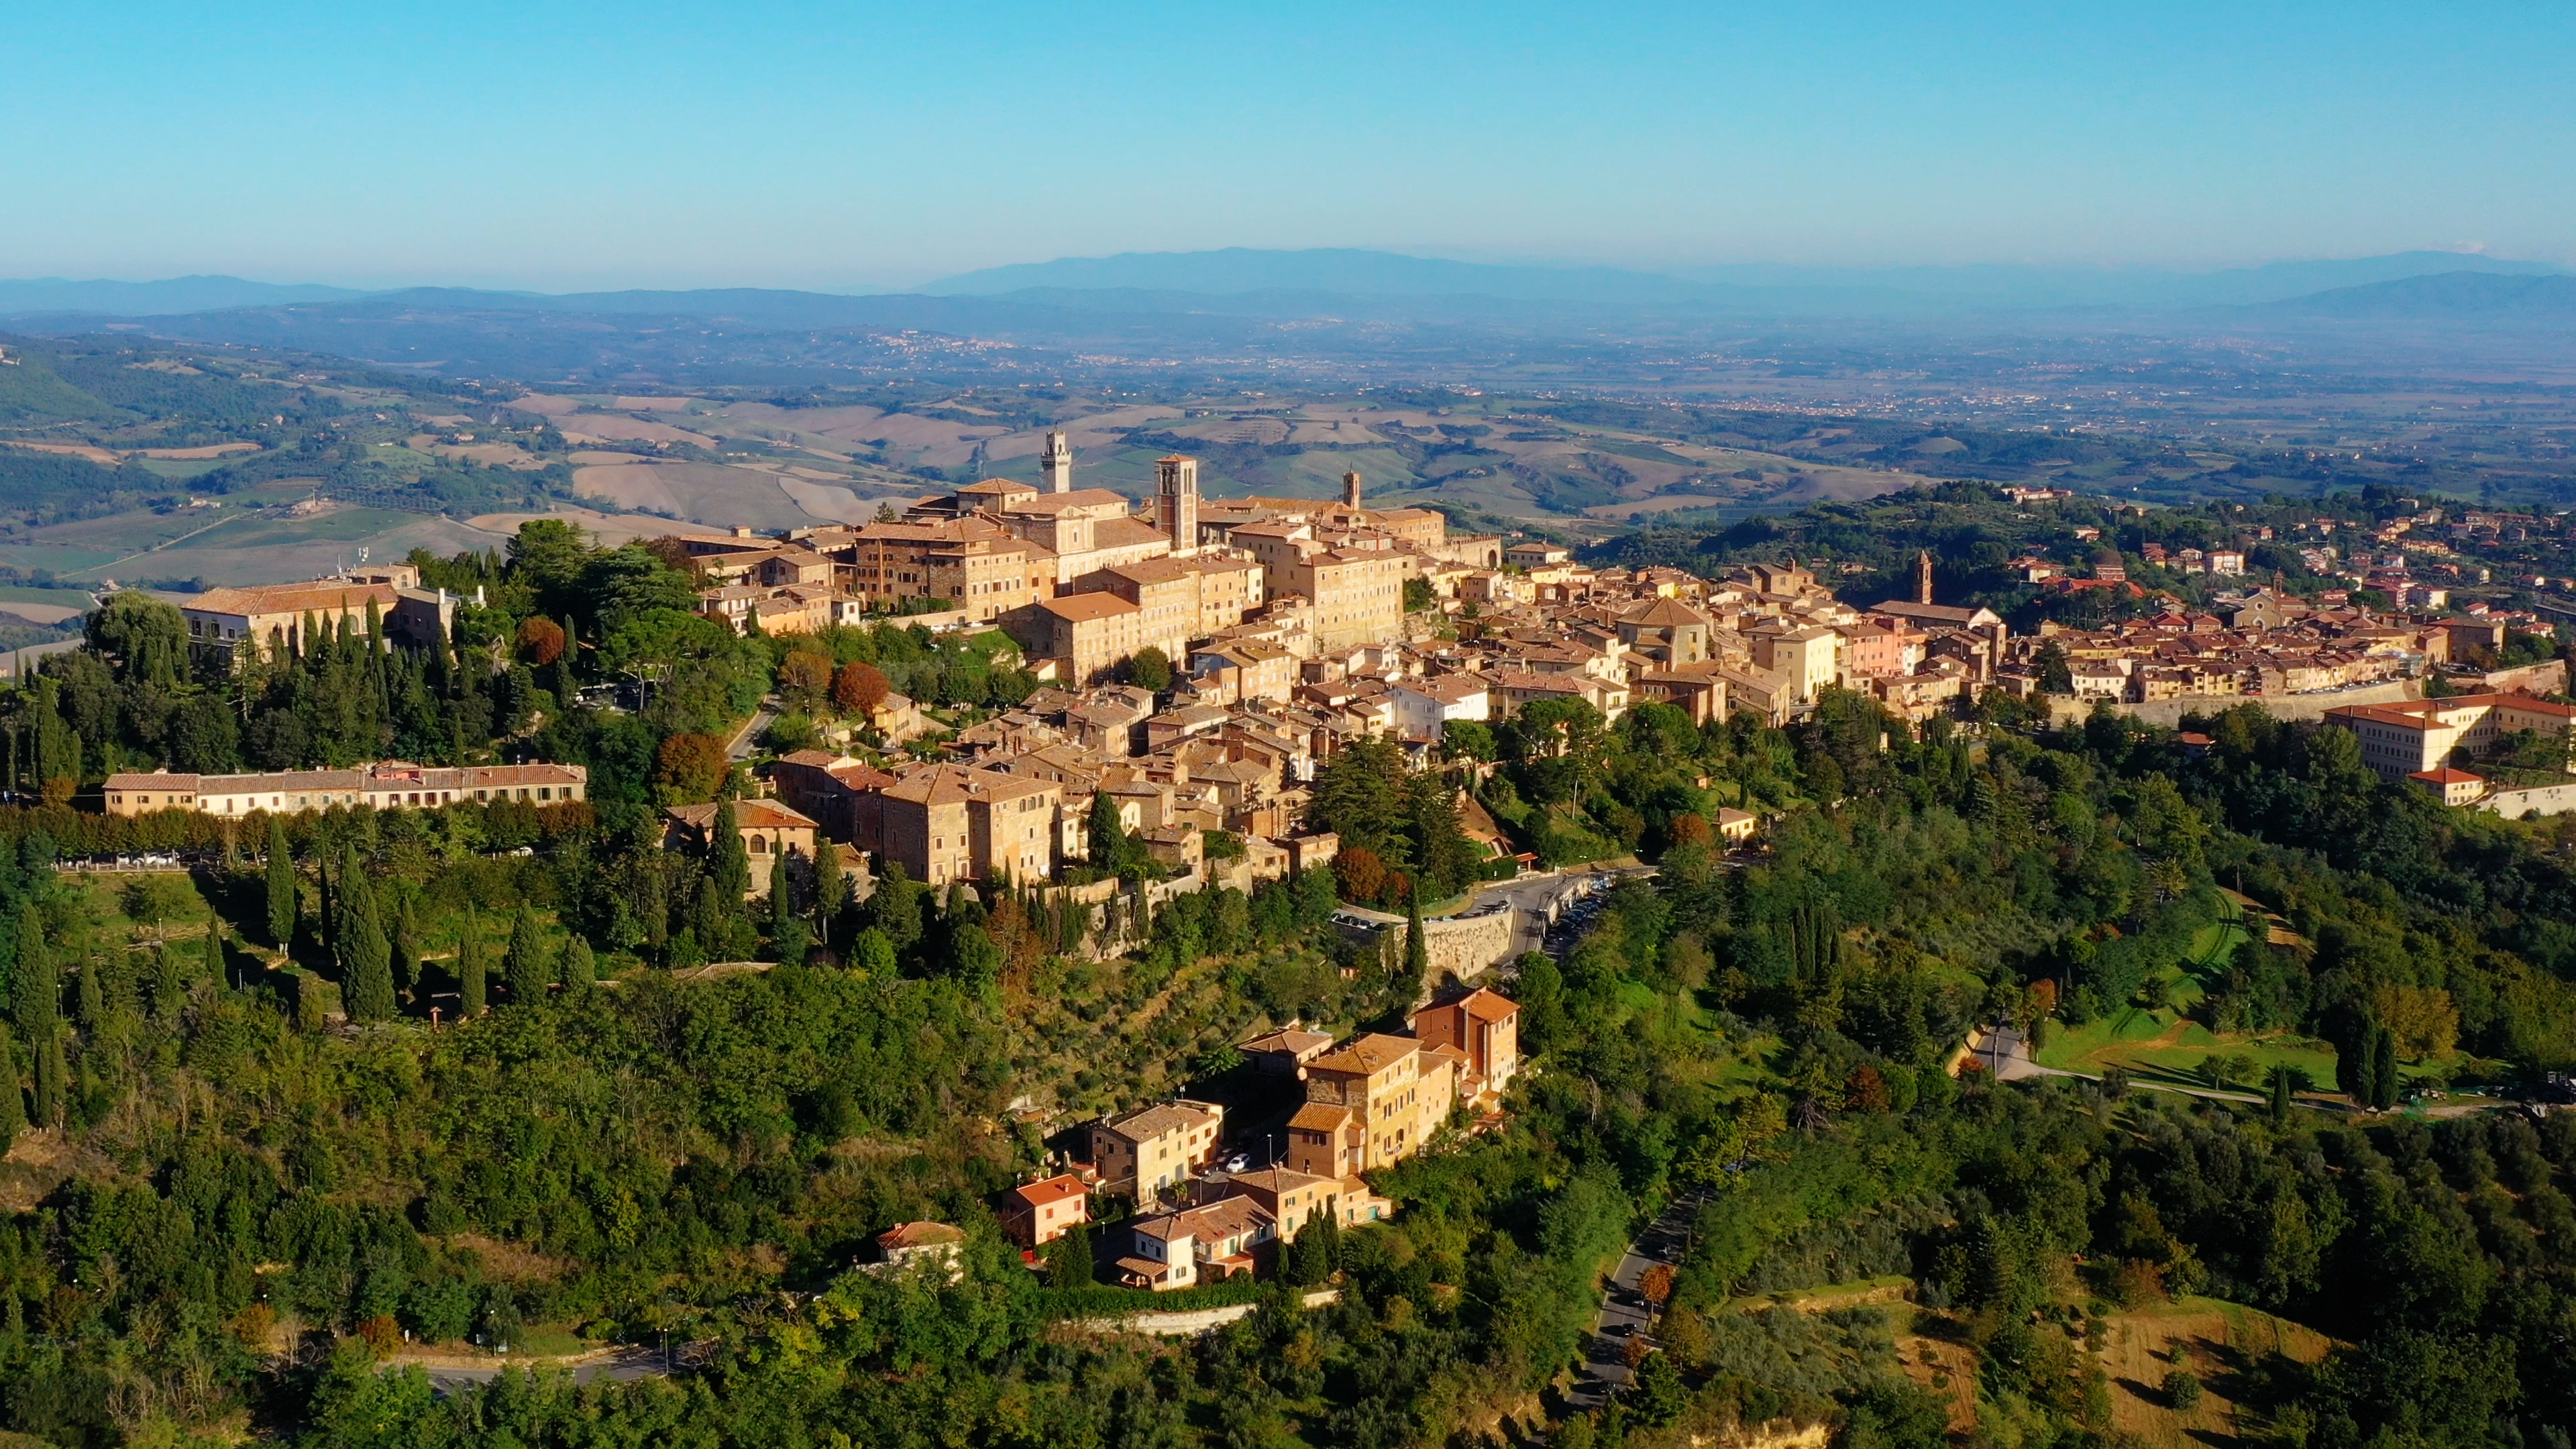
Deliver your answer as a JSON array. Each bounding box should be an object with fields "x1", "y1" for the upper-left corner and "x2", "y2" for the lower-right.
[{"x1": 749, "y1": 834, "x2": 769, "y2": 854}]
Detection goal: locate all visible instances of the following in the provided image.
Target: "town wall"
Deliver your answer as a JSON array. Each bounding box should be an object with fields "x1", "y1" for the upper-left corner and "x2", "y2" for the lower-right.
[
  {"x1": 2044, "y1": 678, "x2": 2424, "y2": 731},
  {"x1": 2481, "y1": 784, "x2": 2576, "y2": 819},
  {"x1": 2463, "y1": 660, "x2": 2570, "y2": 696},
  {"x1": 1331, "y1": 902, "x2": 1521, "y2": 982}
]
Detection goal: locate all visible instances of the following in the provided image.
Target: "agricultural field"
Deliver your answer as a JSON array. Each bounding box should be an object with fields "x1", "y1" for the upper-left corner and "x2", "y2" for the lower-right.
[{"x1": 2094, "y1": 1297, "x2": 2334, "y2": 1449}]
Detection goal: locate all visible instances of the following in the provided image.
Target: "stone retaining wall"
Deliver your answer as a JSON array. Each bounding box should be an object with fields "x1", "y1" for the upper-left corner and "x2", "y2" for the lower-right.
[
  {"x1": 2045, "y1": 678, "x2": 2422, "y2": 731},
  {"x1": 2481, "y1": 784, "x2": 2576, "y2": 819},
  {"x1": 1085, "y1": 1287, "x2": 1340, "y2": 1336}
]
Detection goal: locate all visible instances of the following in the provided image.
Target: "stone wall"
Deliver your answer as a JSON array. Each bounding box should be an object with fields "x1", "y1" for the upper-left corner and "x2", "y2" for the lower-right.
[
  {"x1": 1331, "y1": 902, "x2": 1521, "y2": 984},
  {"x1": 1083, "y1": 1287, "x2": 1340, "y2": 1337},
  {"x1": 2045, "y1": 678, "x2": 2423, "y2": 731},
  {"x1": 2481, "y1": 783, "x2": 2576, "y2": 819}
]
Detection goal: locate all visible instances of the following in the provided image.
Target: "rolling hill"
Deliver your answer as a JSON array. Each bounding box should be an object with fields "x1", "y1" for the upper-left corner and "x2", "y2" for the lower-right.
[{"x1": 2245, "y1": 270, "x2": 2576, "y2": 322}]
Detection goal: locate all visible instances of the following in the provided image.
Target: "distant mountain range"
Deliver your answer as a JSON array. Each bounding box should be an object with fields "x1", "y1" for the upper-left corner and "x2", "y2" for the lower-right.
[
  {"x1": 0, "y1": 274, "x2": 371, "y2": 316},
  {"x1": 0, "y1": 251, "x2": 2563, "y2": 388},
  {"x1": 920, "y1": 247, "x2": 2567, "y2": 313},
  {"x1": 3, "y1": 248, "x2": 2565, "y2": 327},
  {"x1": 2246, "y1": 270, "x2": 2576, "y2": 321}
]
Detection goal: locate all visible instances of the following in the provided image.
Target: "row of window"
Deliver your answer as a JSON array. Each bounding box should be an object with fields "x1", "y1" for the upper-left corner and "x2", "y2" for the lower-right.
[{"x1": 115, "y1": 785, "x2": 570, "y2": 811}]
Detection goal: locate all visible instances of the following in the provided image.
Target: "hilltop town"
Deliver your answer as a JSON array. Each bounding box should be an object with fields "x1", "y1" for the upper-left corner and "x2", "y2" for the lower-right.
[{"x1": 54, "y1": 446, "x2": 2576, "y2": 1305}]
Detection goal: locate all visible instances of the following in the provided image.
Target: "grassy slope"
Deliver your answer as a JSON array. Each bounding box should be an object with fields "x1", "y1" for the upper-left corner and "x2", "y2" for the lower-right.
[{"x1": 2036, "y1": 897, "x2": 2345, "y2": 1091}]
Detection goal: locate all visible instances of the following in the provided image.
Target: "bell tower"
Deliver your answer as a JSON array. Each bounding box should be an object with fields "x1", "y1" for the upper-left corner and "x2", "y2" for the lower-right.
[
  {"x1": 1155, "y1": 455, "x2": 1199, "y2": 555},
  {"x1": 1916, "y1": 549, "x2": 1935, "y2": 605},
  {"x1": 1040, "y1": 429, "x2": 1073, "y2": 493},
  {"x1": 1342, "y1": 469, "x2": 1363, "y2": 511}
]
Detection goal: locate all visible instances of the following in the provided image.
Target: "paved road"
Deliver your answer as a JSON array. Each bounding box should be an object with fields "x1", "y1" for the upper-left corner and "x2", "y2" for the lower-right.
[
  {"x1": 1968, "y1": 1024, "x2": 2508, "y2": 1119},
  {"x1": 1974, "y1": 1022, "x2": 2273, "y2": 1105},
  {"x1": 1567, "y1": 1194, "x2": 1701, "y2": 1409},
  {"x1": 727, "y1": 702, "x2": 777, "y2": 761},
  {"x1": 1482, "y1": 867, "x2": 1648, "y2": 965}
]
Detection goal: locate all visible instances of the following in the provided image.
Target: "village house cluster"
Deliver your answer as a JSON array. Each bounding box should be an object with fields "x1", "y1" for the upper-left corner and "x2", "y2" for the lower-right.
[
  {"x1": 670, "y1": 492, "x2": 2576, "y2": 909},
  {"x1": 980, "y1": 986, "x2": 1521, "y2": 1291},
  {"x1": 1996, "y1": 589, "x2": 2563, "y2": 706}
]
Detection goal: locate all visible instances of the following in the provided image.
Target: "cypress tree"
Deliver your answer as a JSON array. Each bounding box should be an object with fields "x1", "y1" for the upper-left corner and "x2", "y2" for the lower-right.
[
  {"x1": 2347, "y1": 1021, "x2": 2383, "y2": 1110},
  {"x1": 203, "y1": 916, "x2": 226, "y2": 991},
  {"x1": 561, "y1": 936, "x2": 596, "y2": 998},
  {"x1": 769, "y1": 850, "x2": 794, "y2": 938},
  {"x1": 0, "y1": 1022, "x2": 23, "y2": 1141},
  {"x1": 812, "y1": 839, "x2": 846, "y2": 947},
  {"x1": 391, "y1": 898, "x2": 420, "y2": 1002},
  {"x1": 74, "y1": 956, "x2": 102, "y2": 1028},
  {"x1": 1403, "y1": 895, "x2": 1428, "y2": 984},
  {"x1": 2373, "y1": 1026, "x2": 2401, "y2": 1110},
  {"x1": 317, "y1": 853, "x2": 336, "y2": 964},
  {"x1": 2268, "y1": 1063, "x2": 2294, "y2": 1122},
  {"x1": 713, "y1": 800, "x2": 751, "y2": 900},
  {"x1": 338, "y1": 847, "x2": 396, "y2": 1023},
  {"x1": 460, "y1": 910, "x2": 487, "y2": 1017},
  {"x1": 154, "y1": 945, "x2": 186, "y2": 1025},
  {"x1": 869, "y1": 862, "x2": 922, "y2": 955},
  {"x1": 545, "y1": 618, "x2": 578, "y2": 705},
  {"x1": 687, "y1": 877, "x2": 724, "y2": 955},
  {"x1": 505, "y1": 906, "x2": 548, "y2": 1006},
  {"x1": 265, "y1": 820, "x2": 296, "y2": 949},
  {"x1": 32, "y1": 1030, "x2": 63, "y2": 1129},
  {"x1": 13, "y1": 906, "x2": 55, "y2": 1046}
]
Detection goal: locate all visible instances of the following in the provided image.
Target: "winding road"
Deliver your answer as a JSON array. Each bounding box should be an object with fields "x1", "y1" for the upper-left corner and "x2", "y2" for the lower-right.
[{"x1": 1566, "y1": 1193, "x2": 1703, "y2": 1409}]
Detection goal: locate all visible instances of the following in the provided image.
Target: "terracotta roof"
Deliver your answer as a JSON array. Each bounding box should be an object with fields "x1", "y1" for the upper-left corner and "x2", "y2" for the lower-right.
[
  {"x1": 105, "y1": 773, "x2": 201, "y2": 790},
  {"x1": 1452, "y1": 987, "x2": 1519, "y2": 1023},
  {"x1": 1619, "y1": 598, "x2": 1709, "y2": 628},
  {"x1": 664, "y1": 800, "x2": 819, "y2": 831},
  {"x1": 1287, "y1": 1102, "x2": 1350, "y2": 1132},
  {"x1": 1106, "y1": 557, "x2": 1198, "y2": 586},
  {"x1": 1132, "y1": 1197, "x2": 1271, "y2": 1244},
  {"x1": 1100, "y1": 1100, "x2": 1220, "y2": 1144},
  {"x1": 1307, "y1": 1032, "x2": 1421, "y2": 1077},
  {"x1": 876, "y1": 1220, "x2": 966, "y2": 1250},
  {"x1": 1001, "y1": 488, "x2": 1134, "y2": 515},
  {"x1": 1036, "y1": 592, "x2": 1140, "y2": 623},
  {"x1": 1009, "y1": 1174, "x2": 1089, "y2": 1210},
  {"x1": 1223, "y1": 1167, "x2": 1338, "y2": 1196},
  {"x1": 1090, "y1": 517, "x2": 1174, "y2": 549},
  {"x1": 881, "y1": 764, "x2": 1058, "y2": 807},
  {"x1": 185, "y1": 581, "x2": 404, "y2": 618},
  {"x1": 1241, "y1": 1028, "x2": 1334, "y2": 1057}
]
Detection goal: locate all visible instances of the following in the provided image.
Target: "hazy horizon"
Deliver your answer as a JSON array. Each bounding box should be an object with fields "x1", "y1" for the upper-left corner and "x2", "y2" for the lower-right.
[
  {"x1": 5, "y1": 1, "x2": 2571, "y2": 290},
  {"x1": 0, "y1": 244, "x2": 2560, "y2": 303}
]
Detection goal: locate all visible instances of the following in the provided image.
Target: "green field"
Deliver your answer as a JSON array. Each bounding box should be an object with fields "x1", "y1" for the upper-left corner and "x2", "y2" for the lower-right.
[
  {"x1": 166, "y1": 506, "x2": 426, "y2": 550},
  {"x1": 2035, "y1": 895, "x2": 2347, "y2": 1093},
  {"x1": 133, "y1": 455, "x2": 244, "y2": 481},
  {"x1": 0, "y1": 583, "x2": 98, "y2": 607}
]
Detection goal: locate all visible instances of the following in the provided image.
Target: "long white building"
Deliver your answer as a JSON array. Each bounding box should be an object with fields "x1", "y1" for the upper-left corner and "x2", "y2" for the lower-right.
[{"x1": 102, "y1": 761, "x2": 586, "y2": 817}]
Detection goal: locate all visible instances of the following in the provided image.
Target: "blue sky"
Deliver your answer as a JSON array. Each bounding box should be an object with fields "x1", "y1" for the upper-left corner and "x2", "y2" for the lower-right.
[{"x1": 3, "y1": 0, "x2": 2569, "y2": 289}]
